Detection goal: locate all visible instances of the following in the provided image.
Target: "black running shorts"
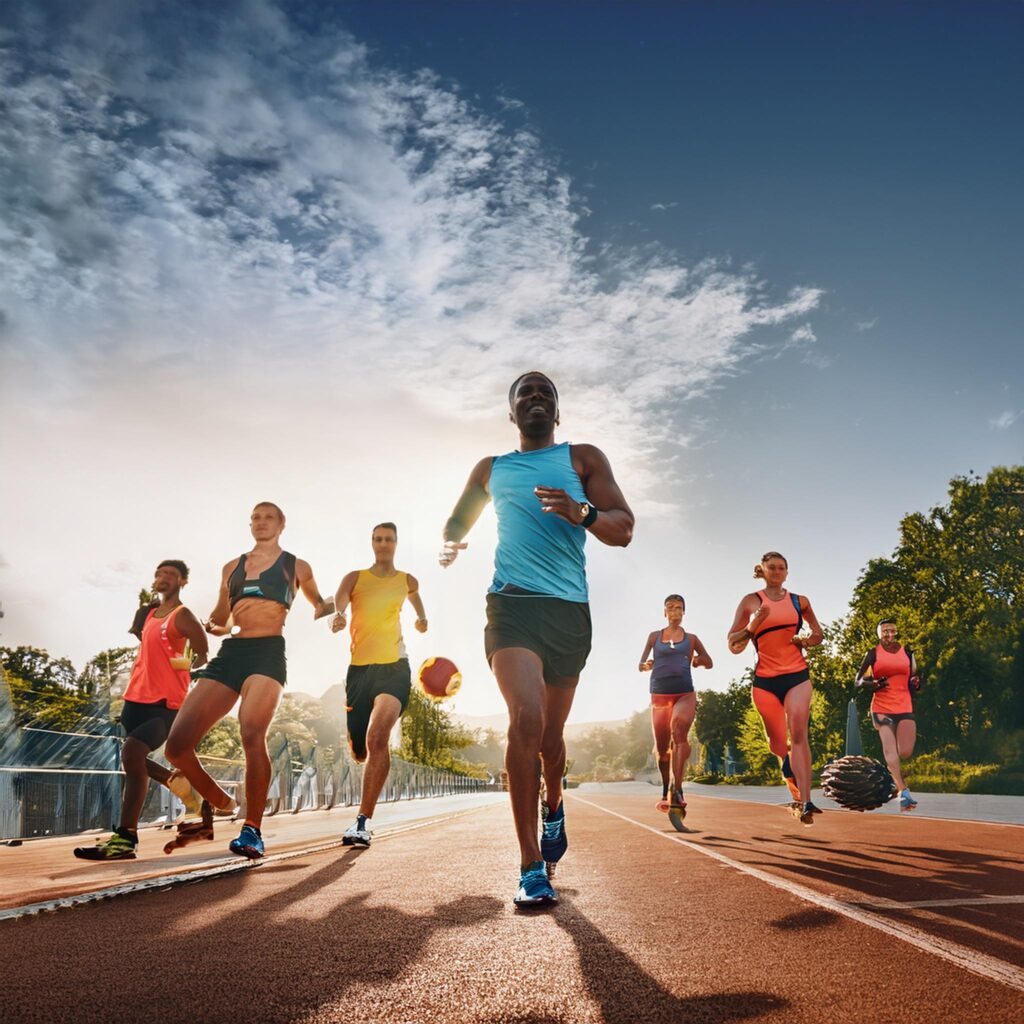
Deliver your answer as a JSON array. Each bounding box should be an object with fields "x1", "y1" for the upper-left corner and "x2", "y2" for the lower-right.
[
  {"x1": 120, "y1": 698, "x2": 178, "y2": 751},
  {"x1": 195, "y1": 635, "x2": 287, "y2": 693},
  {"x1": 871, "y1": 711, "x2": 915, "y2": 732},
  {"x1": 752, "y1": 668, "x2": 811, "y2": 703},
  {"x1": 345, "y1": 659, "x2": 412, "y2": 761},
  {"x1": 484, "y1": 592, "x2": 592, "y2": 688}
]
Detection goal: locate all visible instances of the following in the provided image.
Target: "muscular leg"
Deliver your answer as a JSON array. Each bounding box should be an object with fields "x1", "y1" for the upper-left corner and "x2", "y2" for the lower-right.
[
  {"x1": 540, "y1": 681, "x2": 578, "y2": 814},
  {"x1": 650, "y1": 704, "x2": 672, "y2": 798},
  {"x1": 358, "y1": 694, "x2": 403, "y2": 818},
  {"x1": 896, "y1": 718, "x2": 917, "y2": 762},
  {"x1": 751, "y1": 687, "x2": 790, "y2": 764},
  {"x1": 237, "y1": 675, "x2": 285, "y2": 830},
  {"x1": 783, "y1": 681, "x2": 813, "y2": 804},
  {"x1": 875, "y1": 722, "x2": 907, "y2": 791},
  {"x1": 119, "y1": 737, "x2": 154, "y2": 833},
  {"x1": 493, "y1": 648, "x2": 547, "y2": 867},
  {"x1": 164, "y1": 680, "x2": 239, "y2": 810},
  {"x1": 670, "y1": 693, "x2": 696, "y2": 791}
]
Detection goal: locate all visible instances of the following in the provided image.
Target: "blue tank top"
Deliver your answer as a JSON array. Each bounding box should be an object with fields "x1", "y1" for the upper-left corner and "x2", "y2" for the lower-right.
[
  {"x1": 488, "y1": 442, "x2": 589, "y2": 603},
  {"x1": 650, "y1": 632, "x2": 693, "y2": 693}
]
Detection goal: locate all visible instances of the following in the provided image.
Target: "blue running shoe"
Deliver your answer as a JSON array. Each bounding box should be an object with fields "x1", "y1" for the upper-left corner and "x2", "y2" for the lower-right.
[
  {"x1": 899, "y1": 789, "x2": 918, "y2": 812},
  {"x1": 514, "y1": 861, "x2": 558, "y2": 908},
  {"x1": 540, "y1": 800, "x2": 567, "y2": 876},
  {"x1": 229, "y1": 824, "x2": 264, "y2": 859}
]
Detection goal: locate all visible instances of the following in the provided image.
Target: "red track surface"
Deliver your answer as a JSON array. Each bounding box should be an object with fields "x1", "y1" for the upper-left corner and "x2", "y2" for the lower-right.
[{"x1": 2, "y1": 790, "x2": 1022, "y2": 1023}]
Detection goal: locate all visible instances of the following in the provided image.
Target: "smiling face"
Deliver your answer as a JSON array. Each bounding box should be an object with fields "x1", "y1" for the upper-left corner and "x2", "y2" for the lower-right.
[
  {"x1": 510, "y1": 373, "x2": 559, "y2": 438},
  {"x1": 250, "y1": 503, "x2": 285, "y2": 543}
]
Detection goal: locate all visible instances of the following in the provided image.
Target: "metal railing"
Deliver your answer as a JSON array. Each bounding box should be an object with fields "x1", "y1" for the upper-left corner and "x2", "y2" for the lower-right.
[{"x1": 1, "y1": 731, "x2": 488, "y2": 841}]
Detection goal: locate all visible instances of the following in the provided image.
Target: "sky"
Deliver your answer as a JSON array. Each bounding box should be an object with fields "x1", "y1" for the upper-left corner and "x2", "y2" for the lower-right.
[{"x1": 1, "y1": 1, "x2": 1021, "y2": 726}]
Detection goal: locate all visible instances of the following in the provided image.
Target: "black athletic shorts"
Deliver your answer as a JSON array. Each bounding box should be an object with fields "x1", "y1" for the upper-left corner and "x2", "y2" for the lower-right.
[
  {"x1": 752, "y1": 668, "x2": 811, "y2": 703},
  {"x1": 872, "y1": 711, "x2": 916, "y2": 731},
  {"x1": 346, "y1": 659, "x2": 412, "y2": 761},
  {"x1": 120, "y1": 698, "x2": 178, "y2": 752},
  {"x1": 484, "y1": 592, "x2": 592, "y2": 688},
  {"x1": 195, "y1": 635, "x2": 286, "y2": 694}
]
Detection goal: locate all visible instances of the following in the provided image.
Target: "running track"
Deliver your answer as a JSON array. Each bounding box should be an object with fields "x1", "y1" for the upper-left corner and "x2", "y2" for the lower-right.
[{"x1": 1, "y1": 787, "x2": 1021, "y2": 1023}]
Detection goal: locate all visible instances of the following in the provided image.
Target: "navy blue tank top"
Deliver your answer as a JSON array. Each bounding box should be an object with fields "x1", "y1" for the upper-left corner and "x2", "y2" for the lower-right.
[
  {"x1": 228, "y1": 551, "x2": 297, "y2": 609},
  {"x1": 650, "y1": 632, "x2": 693, "y2": 694}
]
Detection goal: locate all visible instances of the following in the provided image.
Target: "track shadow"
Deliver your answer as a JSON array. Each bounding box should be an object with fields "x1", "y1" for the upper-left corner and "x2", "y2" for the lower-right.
[
  {"x1": 553, "y1": 896, "x2": 788, "y2": 1023},
  {"x1": 769, "y1": 906, "x2": 838, "y2": 931},
  {"x1": 1, "y1": 848, "x2": 504, "y2": 1024}
]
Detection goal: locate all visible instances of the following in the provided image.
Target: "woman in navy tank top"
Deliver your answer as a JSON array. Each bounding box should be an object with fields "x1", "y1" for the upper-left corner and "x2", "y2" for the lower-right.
[{"x1": 638, "y1": 594, "x2": 713, "y2": 818}]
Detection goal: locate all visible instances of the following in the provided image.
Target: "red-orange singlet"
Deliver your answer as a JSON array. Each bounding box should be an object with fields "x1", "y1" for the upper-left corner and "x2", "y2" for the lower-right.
[{"x1": 122, "y1": 606, "x2": 191, "y2": 709}]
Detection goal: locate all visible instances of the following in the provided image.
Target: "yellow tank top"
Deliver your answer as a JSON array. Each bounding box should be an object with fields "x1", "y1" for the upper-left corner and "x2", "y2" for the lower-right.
[{"x1": 350, "y1": 570, "x2": 409, "y2": 665}]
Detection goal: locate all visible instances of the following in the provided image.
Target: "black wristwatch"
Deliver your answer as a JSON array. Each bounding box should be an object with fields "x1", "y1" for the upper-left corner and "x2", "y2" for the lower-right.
[{"x1": 579, "y1": 503, "x2": 598, "y2": 528}]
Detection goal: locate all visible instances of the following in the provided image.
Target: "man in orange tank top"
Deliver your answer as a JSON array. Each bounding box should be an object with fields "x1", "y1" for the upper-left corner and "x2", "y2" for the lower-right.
[
  {"x1": 856, "y1": 619, "x2": 921, "y2": 811},
  {"x1": 74, "y1": 560, "x2": 208, "y2": 861},
  {"x1": 331, "y1": 522, "x2": 428, "y2": 846}
]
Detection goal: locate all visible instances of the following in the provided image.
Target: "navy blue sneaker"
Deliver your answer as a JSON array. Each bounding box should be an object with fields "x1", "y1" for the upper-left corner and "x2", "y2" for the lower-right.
[
  {"x1": 781, "y1": 754, "x2": 801, "y2": 802},
  {"x1": 229, "y1": 824, "x2": 264, "y2": 859},
  {"x1": 540, "y1": 800, "x2": 567, "y2": 876},
  {"x1": 514, "y1": 861, "x2": 558, "y2": 907}
]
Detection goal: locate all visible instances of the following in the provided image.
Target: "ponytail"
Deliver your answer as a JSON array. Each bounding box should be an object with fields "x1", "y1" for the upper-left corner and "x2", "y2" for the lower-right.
[{"x1": 753, "y1": 564, "x2": 765, "y2": 579}]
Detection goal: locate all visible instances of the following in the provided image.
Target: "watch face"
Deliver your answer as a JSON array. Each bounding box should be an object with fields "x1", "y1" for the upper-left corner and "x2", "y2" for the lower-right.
[{"x1": 579, "y1": 503, "x2": 590, "y2": 521}]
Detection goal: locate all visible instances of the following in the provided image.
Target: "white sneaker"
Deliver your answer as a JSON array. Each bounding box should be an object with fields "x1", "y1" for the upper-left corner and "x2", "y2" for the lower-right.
[{"x1": 342, "y1": 815, "x2": 372, "y2": 847}]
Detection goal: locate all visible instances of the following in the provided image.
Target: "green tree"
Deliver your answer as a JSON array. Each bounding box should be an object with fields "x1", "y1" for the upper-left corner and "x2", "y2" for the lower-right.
[{"x1": 398, "y1": 690, "x2": 478, "y2": 773}]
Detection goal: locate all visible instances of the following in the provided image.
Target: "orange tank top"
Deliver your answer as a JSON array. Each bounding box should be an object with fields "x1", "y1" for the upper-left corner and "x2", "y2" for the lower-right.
[
  {"x1": 123, "y1": 606, "x2": 192, "y2": 709},
  {"x1": 753, "y1": 590, "x2": 808, "y2": 678},
  {"x1": 870, "y1": 644, "x2": 913, "y2": 715}
]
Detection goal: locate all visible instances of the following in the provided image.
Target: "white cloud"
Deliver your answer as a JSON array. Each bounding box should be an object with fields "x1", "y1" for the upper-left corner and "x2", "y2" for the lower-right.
[
  {"x1": 855, "y1": 318, "x2": 878, "y2": 332},
  {"x1": 1, "y1": 0, "x2": 821, "y2": 503},
  {"x1": 650, "y1": 202, "x2": 679, "y2": 211},
  {"x1": 990, "y1": 410, "x2": 1021, "y2": 431}
]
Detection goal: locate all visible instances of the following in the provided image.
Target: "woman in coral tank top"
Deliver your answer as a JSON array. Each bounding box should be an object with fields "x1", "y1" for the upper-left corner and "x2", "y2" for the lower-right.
[
  {"x1": 855, "y1": 619, "x2": 922, "y2": 811},
  {"x1": 727, "y1": 551, "x2": 824, "y2": 826}
]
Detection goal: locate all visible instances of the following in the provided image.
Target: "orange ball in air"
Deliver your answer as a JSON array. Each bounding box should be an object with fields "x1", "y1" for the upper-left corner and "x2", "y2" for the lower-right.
[{"x1": 417, "y1": 657, "x2": 462, "y2": 701}]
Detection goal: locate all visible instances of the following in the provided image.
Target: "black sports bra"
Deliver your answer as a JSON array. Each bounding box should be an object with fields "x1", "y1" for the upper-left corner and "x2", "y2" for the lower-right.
[{"x1": 228, "y1": 552, "x2": 297, "y2": 609}]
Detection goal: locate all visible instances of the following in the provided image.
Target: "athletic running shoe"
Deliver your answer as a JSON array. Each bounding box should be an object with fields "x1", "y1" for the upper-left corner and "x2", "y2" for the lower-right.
[
  {"x1": 73, "y1": 829, "x2": 137, "y2": 861},
  {"x1": 342, "y1": 814, "x2": 372, "y2": 847},
  {"x1": 540, "y1": 800, "x2": 567, "y2": 875},
  {"x1": 514, "y1": 861, "x2": 558, "y2": 908},
  {"x1": 805, "y1": 800, "x2": 824, "y2": 815},
  {"x1": 899, "y1": 789, "x2": 918, "y2": 812},
  {"x1": 228, "y1": 824, "x2": 265, "y2": 859},
  {"x1": 788, "y1": 802, "x2": 815, "y2": 826}
]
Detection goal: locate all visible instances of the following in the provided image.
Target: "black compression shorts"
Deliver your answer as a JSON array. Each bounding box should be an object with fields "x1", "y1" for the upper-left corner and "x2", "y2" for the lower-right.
[
  {"x1": 195, "y1": 636, "x2": 287, "y2": 693},
  {"x1": 120, "y1": 698, "x2": 178, "y2": 751},
  {"x1": 346, "y1": 659, "x2": 411, "y2": 762},
  {"x1": 871, "y1": 711, "x2": 916, "y2": 731},
  {"x1": 752, "y1": 668, "x2": 811, "y2": 703},
  {"x1": 484, "y1": 593, "x2": 592, "y2": 688}
]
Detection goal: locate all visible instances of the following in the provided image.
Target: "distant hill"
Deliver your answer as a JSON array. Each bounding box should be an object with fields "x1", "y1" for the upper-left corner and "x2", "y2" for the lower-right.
[{"x1": 453, "y1": 711, "x2": 625, "y2": 741}]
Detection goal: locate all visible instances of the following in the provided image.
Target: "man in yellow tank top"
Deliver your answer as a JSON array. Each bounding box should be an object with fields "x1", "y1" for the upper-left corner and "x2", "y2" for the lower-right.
[{"x1": 331, "y1": 522, "x2": 428, "y2": 846}]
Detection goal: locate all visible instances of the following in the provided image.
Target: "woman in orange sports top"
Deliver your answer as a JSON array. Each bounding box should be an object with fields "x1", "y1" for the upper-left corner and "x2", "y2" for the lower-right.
[
  {"x1": 727, "y1": 551, "x2": 824, "y2": 825},
  {"x1": 855, "y1": 618, "x2": 921, "y2": 811}
]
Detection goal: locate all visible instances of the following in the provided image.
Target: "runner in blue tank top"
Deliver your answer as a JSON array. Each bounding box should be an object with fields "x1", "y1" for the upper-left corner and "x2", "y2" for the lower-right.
[
  {"x1": 440, "y1": 371, "x2": 634, "y2": 908},
  {"x1": 637, "y1": 594, "x2": 712, "y2": 819}
]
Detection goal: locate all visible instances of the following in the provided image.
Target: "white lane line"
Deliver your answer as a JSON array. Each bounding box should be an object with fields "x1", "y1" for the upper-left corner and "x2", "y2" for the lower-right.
[
  {"x1": 850, "y1": 895, "x2": 1024, "y2": 910},
  {"x1": 0, "y1": 806, "x2": 485, "y2": 923},
  {"x1": 571, "y1": 795, "x2": 1024, "y2": 994}
]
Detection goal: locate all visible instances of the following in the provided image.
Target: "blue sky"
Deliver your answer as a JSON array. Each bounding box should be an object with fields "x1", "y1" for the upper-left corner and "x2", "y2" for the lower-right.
[{"x1": 1, "y1": 1, "x2": 1021, "y2": 722}]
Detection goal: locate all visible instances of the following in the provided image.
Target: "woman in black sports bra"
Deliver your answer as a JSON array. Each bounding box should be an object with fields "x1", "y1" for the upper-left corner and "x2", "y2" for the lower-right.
[{"x1": 165, "y1": 501, "x2": 333, "y2": 860}]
